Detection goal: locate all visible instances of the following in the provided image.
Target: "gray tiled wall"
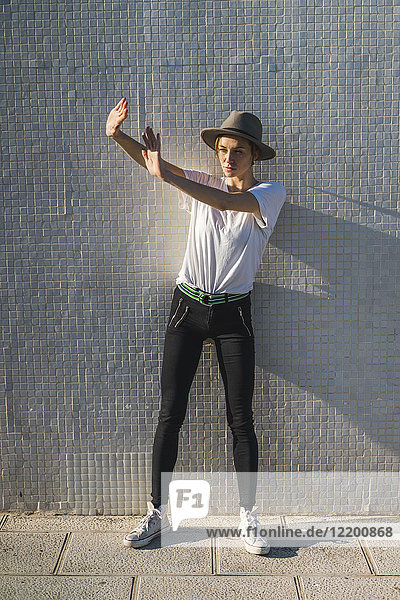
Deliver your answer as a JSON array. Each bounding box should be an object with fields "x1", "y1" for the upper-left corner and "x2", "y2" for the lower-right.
[{"x1": 1, "y1": 0, "x2": 399, "y2": 515}]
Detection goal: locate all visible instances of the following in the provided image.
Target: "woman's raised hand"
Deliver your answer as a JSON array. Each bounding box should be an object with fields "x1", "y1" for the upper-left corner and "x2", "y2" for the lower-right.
[
  {"x1": 106, "y1": 97, "x2": 128, "y2": 137},
  {"x1": 141, "y1": 126, "x2": 164, "y2": 179}
]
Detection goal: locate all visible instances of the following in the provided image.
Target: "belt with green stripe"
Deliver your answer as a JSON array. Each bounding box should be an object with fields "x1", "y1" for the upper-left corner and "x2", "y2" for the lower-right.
[{"x1": 178, "y1": 282, "x2": 250, "y2": 306}]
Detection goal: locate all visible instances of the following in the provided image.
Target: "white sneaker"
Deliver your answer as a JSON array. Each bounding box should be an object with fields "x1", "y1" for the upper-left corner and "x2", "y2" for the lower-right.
[
  {"x1": 239, "y1": 506, "x2": 270, "y2": 555},
  {"x1": 123, "y1": 502, "x2": 170, "y2": 548}
]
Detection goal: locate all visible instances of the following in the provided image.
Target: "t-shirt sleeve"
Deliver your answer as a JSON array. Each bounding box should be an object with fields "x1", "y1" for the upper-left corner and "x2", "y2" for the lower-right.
[
  {"x1": 248, "y1": 181, "x2": 286, "y2": 231},
  {"x1": 177, "y1": 169, "x2": 225, "y2": 213}
]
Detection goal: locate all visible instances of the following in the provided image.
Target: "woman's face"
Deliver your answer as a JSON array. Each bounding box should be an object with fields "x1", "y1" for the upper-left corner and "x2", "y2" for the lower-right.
[{"x1": 216, "y1": 136, "x2": 255, "y2": 179}]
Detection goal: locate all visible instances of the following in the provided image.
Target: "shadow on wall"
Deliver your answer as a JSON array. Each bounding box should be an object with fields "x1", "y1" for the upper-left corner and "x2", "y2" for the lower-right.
[{"x1": 252, "y1": 200, "x2": 400, "y2": 456}]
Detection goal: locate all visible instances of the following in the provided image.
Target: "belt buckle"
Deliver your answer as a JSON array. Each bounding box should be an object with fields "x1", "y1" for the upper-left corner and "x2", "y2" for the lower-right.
[{"x1": 199, "y1": 293, "x2": 209, "y2": 305}]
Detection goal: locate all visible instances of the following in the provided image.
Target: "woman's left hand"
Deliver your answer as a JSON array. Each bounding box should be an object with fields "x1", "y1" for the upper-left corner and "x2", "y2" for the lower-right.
[{"x1": 141, "y1": 126, "x2": 165, "y2": 179}]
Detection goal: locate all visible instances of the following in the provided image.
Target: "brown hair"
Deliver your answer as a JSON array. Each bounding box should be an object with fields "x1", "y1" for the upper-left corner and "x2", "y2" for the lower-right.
[{"x1": 214, "y1": 135, "x2": 260, "y2": 164}]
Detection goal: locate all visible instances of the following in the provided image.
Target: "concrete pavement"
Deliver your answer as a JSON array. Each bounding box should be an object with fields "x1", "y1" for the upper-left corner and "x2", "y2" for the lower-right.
[{"x1": 1, "y1": 512, "x2": 399, "y2": 599}]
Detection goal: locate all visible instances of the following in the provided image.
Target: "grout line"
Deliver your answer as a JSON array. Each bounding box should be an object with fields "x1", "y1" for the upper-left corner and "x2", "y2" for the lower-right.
[
  {"x1": 210, "y1": 537, "x2": 214, "y2": 574},
  {"x1": 130, "y1": 576, "x2": 139, "y2": 600},
  {"x1": 0, "y1": 515, "x2": 9, "y2": 530},
  {"x1": 359, "y1": 539, "x2": 378, "y2": 575},
  {"x1": 1, "y1": 573, "x2": 396, "y2": 579},
  {"x1": 53, "y1": 532, "x2": 72, "y2": 575},
  {"x1": 212, "y1": 537, "x2": 219, "y2": 575},
  {"x1": 211, "y1": 537, "x2": 217, "y2": 575},
  {"x1": 294, "y1": 575, "x2": 307, "y2": 600}
]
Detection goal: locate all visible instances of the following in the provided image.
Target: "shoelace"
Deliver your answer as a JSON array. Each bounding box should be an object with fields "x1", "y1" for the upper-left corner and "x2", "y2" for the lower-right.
[
  {"x1": 135, "y1": 506, "x2": 161, "y2": 534},
  {"x1": 242, "y1": 506, "x2": 260, "y2": 536}
]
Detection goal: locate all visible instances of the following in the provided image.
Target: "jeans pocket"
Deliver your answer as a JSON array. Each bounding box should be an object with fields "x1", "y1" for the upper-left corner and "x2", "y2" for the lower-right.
[
  {"x1": 237, "y1": 306, "x2": 253, "y2": 337},
  {"x1": 168, "y1": 298, "x2": 190, "y2": 329}
]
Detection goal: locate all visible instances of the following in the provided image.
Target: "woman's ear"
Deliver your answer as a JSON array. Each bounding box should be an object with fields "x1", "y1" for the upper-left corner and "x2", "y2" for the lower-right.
[
  {"x1": 252, "y1": 149, "x2": 260, "y2": 165},
  {"x1": 251, "y1": 143, "x2": 260, "y2": 164}
]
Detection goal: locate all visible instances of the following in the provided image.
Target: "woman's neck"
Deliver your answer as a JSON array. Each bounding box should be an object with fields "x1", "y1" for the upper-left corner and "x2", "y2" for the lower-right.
[{"x1": 225, "y1": 173, "x2": 259, "y2": 193}]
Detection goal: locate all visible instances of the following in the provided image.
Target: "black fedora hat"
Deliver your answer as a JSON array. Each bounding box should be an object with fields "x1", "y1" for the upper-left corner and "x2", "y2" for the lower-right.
[{"x1": 200, "y1": 110, "x2": 276, "y2": 160}]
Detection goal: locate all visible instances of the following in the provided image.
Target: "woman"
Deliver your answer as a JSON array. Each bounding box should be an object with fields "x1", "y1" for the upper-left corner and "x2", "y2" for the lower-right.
[{"x1": 106, "y1": 99, "x2": 286, "y2": 554}]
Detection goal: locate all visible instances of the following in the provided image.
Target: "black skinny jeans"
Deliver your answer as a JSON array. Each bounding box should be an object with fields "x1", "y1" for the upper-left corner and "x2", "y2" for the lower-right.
[{"x1": 151, "y1": 286, "x2": 258, "y2": 509}]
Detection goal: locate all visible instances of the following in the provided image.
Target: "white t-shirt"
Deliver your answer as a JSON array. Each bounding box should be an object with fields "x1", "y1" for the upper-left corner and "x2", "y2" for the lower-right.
[{"x1": 176, "y1": 169, "x2": 286, "y2": 294}]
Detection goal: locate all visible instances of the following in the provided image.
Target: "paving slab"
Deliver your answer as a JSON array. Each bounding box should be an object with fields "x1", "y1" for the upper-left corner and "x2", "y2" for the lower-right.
[
  {"x1": 135, "y1": 575, "x2": 298, "y2": 600},
  {"x1": 284, "y1": 515, "x2": 400, "y2": 545},
  {"x1": 302, "y1": 576, "x2": 400, "y2": 600},
  {"x1": 61, "y1": 532, "x2": 212, "y2": 575},
  {"x1": 169, "y1": 515, "x2": 282, "y2": 546},
  {"x1": 0, "y1": 575, "x2": 133, "y2": 600},
  {"x1": 365, "y1": 540, "x2": 400, "y2": 575},
  {"x1": 0, "y1": 533, "x2": 65, "y2": 575},
  {"x1": 1, "y1": 514, "x2": 139, "y2": 532},
  {"x1": 216, "y1": 538, "x2": 371, "y2": 575}
]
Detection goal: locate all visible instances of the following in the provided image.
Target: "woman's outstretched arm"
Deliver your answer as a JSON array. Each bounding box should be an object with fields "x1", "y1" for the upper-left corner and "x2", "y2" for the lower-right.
[
  {"x1": 141, "y1": 126, "x2": 260, "y2": 214},
  {"x1": 106, "y1": 98, "x2": 185, "y2": 177}
]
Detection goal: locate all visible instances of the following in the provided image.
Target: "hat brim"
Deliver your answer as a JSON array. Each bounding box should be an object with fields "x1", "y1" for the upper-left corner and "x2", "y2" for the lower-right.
[{"x1": 200, "y1": 127, "x2": 276, "y2": 160}]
